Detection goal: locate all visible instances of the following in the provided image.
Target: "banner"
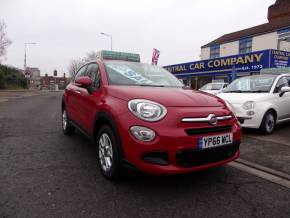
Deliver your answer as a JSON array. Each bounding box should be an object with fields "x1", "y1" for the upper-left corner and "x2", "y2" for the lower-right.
[
  {"x1": 164, "y1": 49, "x2": 290, "y2": 78},
  {"x1": 152, "y1": 48, "x2": 160, "y2": 65}
]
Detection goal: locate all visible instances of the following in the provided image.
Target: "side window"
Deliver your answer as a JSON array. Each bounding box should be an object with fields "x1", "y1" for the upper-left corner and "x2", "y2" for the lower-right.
[
  {"x1": 274, "y1": 77, "x2": 289, "y2": 93},
  {"x1": 86, "y1": 63, "x2": 101, "y2": 88},
  {"x1": 74, "y1": 65, "x2": 88, "y2": 82}
]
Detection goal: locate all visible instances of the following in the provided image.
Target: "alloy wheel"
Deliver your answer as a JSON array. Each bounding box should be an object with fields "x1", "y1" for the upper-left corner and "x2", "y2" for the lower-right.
[
  {"x1": 265, "y1": 113, "x2": 275, "y2": 133},
  {"x1": 62, "y1": 110, "x2": 68, "y2": 130},
  {"x1": 98, "y1": 133, "x2": 114, "y2": 172}
]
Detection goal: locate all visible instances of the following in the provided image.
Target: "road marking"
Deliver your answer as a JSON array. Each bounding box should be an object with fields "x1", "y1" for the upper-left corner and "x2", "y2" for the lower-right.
[{"x1": 228, "y1": 161, "x2": 290, "y2": 189}]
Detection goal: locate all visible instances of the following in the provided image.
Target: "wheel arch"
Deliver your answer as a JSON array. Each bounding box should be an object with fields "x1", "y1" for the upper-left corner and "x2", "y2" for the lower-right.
[
  {"x1": 93, "y1": 112, "x2": 124, "y2": 157},
  {"x1": 258, "y1": 101, "x2": 278, "y2": 125},
  {"x1": 61, "y1": 97, "x2": 65, "y2": 111},
  {"x1": 259, "y1": 107, "x2": 277, "y2": 127},
  {"x1": 265, "y1": 108, "x2": 278, "y2": 121}
]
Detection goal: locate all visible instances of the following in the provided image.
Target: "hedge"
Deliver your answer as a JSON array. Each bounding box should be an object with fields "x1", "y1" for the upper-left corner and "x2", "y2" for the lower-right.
[{"x1": 0, "y1": 65, "x2": 27, "y2": 89}]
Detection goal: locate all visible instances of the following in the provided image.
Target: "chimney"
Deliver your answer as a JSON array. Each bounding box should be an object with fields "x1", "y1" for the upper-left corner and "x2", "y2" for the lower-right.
[{"x1": 268, "y1": 0, "x2": 290, "y2": 21}]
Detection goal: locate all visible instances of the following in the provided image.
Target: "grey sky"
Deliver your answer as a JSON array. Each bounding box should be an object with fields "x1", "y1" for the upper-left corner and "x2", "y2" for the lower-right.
[{"x1": 1, "y1": 0, "x2": 274, "y2": 76}]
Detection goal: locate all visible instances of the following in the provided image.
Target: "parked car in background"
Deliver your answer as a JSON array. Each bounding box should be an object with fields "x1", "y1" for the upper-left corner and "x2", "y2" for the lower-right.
[
  {"x1": 199, "y1": 82, "x2": 228, "y2": 95},
  {"x1": 218, "y1": 74, "x2": 290, "y2": 134},
  {"x1": 61, "y1": 50, "x2": 242, "y2": 180}
]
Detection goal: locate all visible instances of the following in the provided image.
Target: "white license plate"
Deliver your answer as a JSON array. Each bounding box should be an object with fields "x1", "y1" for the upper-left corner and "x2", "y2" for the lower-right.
[{"x1": 198, "y1": 133, "x2": 233, "y2": 149}]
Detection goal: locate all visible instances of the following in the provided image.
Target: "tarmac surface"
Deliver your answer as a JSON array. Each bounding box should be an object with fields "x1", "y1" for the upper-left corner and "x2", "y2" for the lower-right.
[{"x1": 0, "y1": 91, "x2": 290, "y2": 218}]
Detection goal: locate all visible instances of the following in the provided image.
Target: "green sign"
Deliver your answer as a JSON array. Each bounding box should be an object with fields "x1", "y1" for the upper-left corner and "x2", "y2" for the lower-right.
[
  {"x1": 99, "y1": 50, "x2": 140, "y2": 62},
  {"x1": 260, "y1": 67, "x2": 290, "y2": 74}
]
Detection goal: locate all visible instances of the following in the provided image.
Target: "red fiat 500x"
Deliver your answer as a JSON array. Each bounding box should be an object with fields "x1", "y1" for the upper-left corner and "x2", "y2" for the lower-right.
[{"x1": 62, "y1": 51, "x2": 242, "y2": 179}]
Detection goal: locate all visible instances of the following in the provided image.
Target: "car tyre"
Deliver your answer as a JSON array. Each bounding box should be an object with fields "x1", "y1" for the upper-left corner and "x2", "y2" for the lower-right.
[
  {"x1": 260, "y1": 111, "x2": 276, "y2": 135},
  {"x1": 62, "y1": 108, "x2": 75, "y2": 136},
  {"x1": 96, "y1": 125, "x2": 122, "y2": 180}
]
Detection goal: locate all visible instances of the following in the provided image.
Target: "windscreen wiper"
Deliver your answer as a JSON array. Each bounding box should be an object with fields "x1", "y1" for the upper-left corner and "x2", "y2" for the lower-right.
[
  {"x1": 139, "y1": 84, "x2": 165, "y2": 87},
  {"x1": 223, "y1": 90, "x2": 244, "y2": 93},
  {"x1": 247, "y1": 90, "x2": 268, "y2": 93}
]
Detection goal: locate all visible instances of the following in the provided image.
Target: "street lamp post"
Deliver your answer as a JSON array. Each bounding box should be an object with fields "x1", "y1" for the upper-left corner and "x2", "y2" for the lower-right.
[
  {"x1": 100, "y1": 32, "x2": 113, "y2": 51},
  {"x1": 24, "y1": 42, "x2": 36, "y2": 69},
  {"x1": 24, "y1": 42, "x2": 36, "y2": 89}
]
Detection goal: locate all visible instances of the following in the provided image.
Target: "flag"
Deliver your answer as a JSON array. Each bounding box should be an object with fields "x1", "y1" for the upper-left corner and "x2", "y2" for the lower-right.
[{"x1": 152, "y1": 48, "x2": 160, "y2": 65}]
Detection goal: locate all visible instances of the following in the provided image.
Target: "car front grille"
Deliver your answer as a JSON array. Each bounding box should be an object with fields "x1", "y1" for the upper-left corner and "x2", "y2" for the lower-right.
[
  {"x1": 185, "y1": 125, "x2": 232, "y2": 136},
  {"x1": 176, "y1": 142, "x2": 240, "y2": 168}
]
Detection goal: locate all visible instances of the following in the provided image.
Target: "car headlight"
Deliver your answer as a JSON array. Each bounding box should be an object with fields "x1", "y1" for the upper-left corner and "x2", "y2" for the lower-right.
[
  {"x1": 128, "y1": 99, "x2": 167, "y2": 122},
  {"x1": 130, "y1": 126, "x2": 156, "y2": 141},
  {"x1": 243, "y1": 101, "x2": 255, "y2": 110}
]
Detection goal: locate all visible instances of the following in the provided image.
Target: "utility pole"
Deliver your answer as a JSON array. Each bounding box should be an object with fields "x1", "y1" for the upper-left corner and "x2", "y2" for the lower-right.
[
  {"x1": 24, "y1": 42, "x2": 36, "y2": 89},
  {"x1": 24, "y1": 42, "x2": 36, "y2": 69},
  {"x1": 100, "y1": 32, "x2": 113, "y2": 51}
]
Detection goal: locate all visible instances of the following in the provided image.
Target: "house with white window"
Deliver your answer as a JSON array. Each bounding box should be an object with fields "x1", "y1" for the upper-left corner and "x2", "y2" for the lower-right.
[
  {"x1": 201, "y1": 0, "x2": 290, "y2": 60},
  {"x1": 164, "y1": 0, "x2": 290, "y2": 89}
]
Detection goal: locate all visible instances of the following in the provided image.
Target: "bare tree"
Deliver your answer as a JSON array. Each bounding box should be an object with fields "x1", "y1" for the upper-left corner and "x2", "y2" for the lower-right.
[
  {"x1": 68, "y1": 51, "x2": 99, "y2": 78},
  {"x1": 0, "y1": 21, "x2": 12, "y2": 64},
  {"x1": 68, "y1": 59, "x2": 83, "y2": 78},
  {"x1": 84, "y1": 51, "x2": 98, "y2": 62}
]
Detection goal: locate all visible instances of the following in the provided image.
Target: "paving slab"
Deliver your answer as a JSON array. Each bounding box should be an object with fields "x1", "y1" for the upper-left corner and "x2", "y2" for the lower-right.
[
  {"x1": 244, "y1": 123, "x2": 290, "y2": 147},
  {"x1": 240, "y1": 135, "x2": 290, "y2": 175}
]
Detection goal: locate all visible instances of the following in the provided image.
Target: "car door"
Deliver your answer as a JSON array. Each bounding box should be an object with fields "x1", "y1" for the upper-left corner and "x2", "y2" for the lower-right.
[
  {"x1": 273, "y1": 76, "x2": 290, "y2": 121},
  {"x1": 77, "y1": 63, "x2": 102, "y2": 134},
  {"x1": 285, "y1": 77, "x2": 290, "y2": 119},
  {"x1": 67, "y1": 64, "x2": 88, "y2": 126}
]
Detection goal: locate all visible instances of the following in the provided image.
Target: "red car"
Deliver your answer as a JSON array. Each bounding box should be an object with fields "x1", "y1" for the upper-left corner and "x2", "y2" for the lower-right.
[{"x1": 62, "y1": 51, "x2": 242, "y2": 179}]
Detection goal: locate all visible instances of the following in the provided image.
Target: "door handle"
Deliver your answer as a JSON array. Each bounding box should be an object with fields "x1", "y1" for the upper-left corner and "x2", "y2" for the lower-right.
[{"x1": 75, "y1": 90, "x2": 81, "y2": 95}]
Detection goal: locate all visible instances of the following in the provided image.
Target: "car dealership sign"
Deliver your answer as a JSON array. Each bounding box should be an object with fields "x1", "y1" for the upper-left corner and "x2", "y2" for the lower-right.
[{"x1": 164, "y1": 49, "x2": 290, "y2": 78}]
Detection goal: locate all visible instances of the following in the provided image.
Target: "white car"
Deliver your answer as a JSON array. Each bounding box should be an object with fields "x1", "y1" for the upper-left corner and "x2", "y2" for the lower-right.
[
  {"x1": 217, "y1": 74, "x2": 290, "y2": 134},
  {"x1": 199, "y1": 83, "x2": 228, "y2": 95}
]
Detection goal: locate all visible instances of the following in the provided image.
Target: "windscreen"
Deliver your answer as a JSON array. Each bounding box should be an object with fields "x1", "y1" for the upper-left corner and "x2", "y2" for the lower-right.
[
  {"x1": 223, "y1": 75, "x2": 277, "y2": 93},
  {"x1": 104, "y1": 61, "x2": 183, "y2": 88}
]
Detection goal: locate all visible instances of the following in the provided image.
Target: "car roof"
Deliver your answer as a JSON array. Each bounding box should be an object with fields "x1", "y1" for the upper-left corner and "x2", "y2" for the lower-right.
[{"x1": 260, "y1": 73, "x2": 290, "y2": 77}]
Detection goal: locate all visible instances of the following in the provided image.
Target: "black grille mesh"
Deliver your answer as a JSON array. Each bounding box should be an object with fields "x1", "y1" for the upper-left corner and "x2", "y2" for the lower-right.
[
  {"x1": 185, "y1": 125, "x2": 232, "y2": 136},
  {"x1": 176, "y1": 142, "x2": 240, "y2": 167}
]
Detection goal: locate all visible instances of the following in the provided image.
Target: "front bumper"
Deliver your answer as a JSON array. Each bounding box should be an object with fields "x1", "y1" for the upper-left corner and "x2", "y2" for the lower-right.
[
  {"x1": 231, "y1": 104, "x2": 264, "y2": 129},
  {"x1": 117, "y1": 108, "x2": 242, "y2": 175}
]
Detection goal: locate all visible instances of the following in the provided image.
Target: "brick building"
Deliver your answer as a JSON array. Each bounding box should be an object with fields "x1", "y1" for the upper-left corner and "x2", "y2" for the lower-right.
[
  {"x1": 40, "y1": 73, "x2": 69, "y2": 90},
  {"x1": 25, "y1": 67, "x2": 41, "y2": 89}
]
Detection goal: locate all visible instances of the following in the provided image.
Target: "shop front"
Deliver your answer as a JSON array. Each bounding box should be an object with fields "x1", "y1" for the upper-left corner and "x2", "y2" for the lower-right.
[{"x1": 164, "y1": 49, "x2": 290, "y2": 89}]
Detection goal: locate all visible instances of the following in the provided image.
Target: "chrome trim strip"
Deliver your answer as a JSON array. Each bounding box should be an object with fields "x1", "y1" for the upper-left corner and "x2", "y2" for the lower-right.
[
  {"x1": 217, "y1": 115, "x2": 233, "y2": 121},
  {"x1": 181, "y1": 115, "x2": 232, "y2": 123}
]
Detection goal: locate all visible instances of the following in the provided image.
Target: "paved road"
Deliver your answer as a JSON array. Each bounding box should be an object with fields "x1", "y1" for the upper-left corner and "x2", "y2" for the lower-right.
[{"x1": 1, "y1": 92, "x2": 290, "y2": 218}]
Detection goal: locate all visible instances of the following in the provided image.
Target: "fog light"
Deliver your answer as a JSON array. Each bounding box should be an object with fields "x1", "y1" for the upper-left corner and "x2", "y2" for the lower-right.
[
  {"x1": 247, "y1": 111, "x2": 255, "y2": 116},
  {"x1": 130, "y1": 126, "x2": 156, "y2": 142}
]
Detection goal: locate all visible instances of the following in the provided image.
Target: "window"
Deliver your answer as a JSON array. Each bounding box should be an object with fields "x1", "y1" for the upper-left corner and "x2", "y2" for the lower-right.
[
  {"x1": 104, "y1": 61, "x2": 183, "y2": 87},
  {"x1": 74, "y1": 65, "x2": 88, "y2": 81},
  {"x1": 274, "y1": 77, "x2": 289, "y2": 93},
  {"x1": 277, "y1": 27, "x2": 290, "y2": 50},
  {"x1": 239, "y1": 37, "x2": 252, "y2": 54},
  {"x1": 223, "y1": 75, "x2": 277, "y2": 93},
  {"x1": 277, "y1": 27, "x2": 290, "y2": 35},
  {"x1": 86, "y1": 63, "x2": 100, "y2": 88},
  {"x1": 210, "y1": 45, "x2": 220, "y2": 59}
]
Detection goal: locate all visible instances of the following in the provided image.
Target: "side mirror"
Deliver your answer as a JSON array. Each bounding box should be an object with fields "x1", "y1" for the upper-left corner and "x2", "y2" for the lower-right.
[
  {"x1": 75, "y1": 76, "x2": 92, "y2": 88},
  {"x1": 279, "y1": 86, "x2": 290, "y2": 97}
]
